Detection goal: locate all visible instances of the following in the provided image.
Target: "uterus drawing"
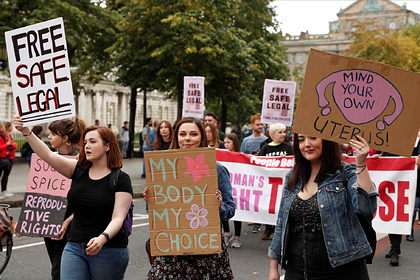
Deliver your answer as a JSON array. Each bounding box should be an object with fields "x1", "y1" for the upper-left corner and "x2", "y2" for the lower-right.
[{"x1": 316, "y1": 69, "x2": 404, "y2": 131}]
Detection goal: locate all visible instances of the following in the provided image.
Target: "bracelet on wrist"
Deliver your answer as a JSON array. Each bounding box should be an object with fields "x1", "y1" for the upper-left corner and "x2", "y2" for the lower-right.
[
  {"x1": 355, "y1": 164, "x2": 366, "y2": 168},
  {"x1": 101, "y1": 232, "x2": 110, "y2": 242},
  {"x1": 355, "y1": 164, "x2": 367, "y2": 174},
  {"x1": 23, "y1": 131, "x2": 33, "y2": 137}
]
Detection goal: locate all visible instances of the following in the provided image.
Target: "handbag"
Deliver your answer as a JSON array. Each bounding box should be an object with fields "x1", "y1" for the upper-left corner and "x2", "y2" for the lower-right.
[
  {"x1": 340, "y1": 167, "x2": 376, "y2": 264},
  {"x1": 0, "y1": 158, "x2": 10, "y2": 171}
]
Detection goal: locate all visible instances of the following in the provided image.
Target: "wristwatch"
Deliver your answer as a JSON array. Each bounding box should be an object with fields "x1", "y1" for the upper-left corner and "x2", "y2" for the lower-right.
[{"x1": 101, "y1": 232, "x2": 110, "y2": 242}]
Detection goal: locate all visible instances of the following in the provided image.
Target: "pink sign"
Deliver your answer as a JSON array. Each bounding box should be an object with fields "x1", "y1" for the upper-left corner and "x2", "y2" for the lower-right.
[
  {"x1": 316, "y1": 70, "x2": 403, "y2": 131},
  {"x1": 183, "y1": 76, "x2": 205, "y2": 118},
  {"x1": 16, "y1": 154, "x2": 74, "y2": 237},
  {"x1": 261, "y1": 79, "x2": 296, "y2": 126}
]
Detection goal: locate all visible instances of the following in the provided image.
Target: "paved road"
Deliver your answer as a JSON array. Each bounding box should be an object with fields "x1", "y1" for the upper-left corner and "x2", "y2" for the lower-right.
[{"x1": 2, "y1": 157, "x2": 420, "y2": 279}]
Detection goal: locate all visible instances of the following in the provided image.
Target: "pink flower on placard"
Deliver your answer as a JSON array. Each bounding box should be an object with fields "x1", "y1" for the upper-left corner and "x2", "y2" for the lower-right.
[
  {"x1": 184, "y1": 153, "x2": 210, "y2": 182},
  {"x1": 186, "y1": 204, "x2": 208, "y2": 229}
]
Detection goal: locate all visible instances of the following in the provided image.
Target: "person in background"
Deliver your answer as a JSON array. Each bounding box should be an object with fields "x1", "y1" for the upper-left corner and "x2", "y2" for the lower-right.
[
  {"x1": 141, "y1": 118, "x2": 152, "y2": 178},
  {"x1": 1, "y1": 122, "x2": 18, "y2": 198},
  {"x1": 153, "y1": 120, "x2": 173, "y2": 151},
  {"x1": 94, "y1": 119, "x2": 100, "y2": 126},
  {"x1": 144, "y1": 117, "x2": 235, "y2": 279},
  {"x1": 14, "y1": 115, "x2": 133, "y2": 279},
  {"x1": 241, "y1": 115, "x2": 267, "y2": 156},
  {"x1": 107, "y1": 124, "x2": 112, "y2": 129},
  {"x1": 25, "y1": 125, "x2": 43, "y2": 166},
  {"x1": 204, "y1": 112, "x2": 225, "y2": 141},
  {"x1": 44, "y1": 117, "x2": 86, "y2": 280},
  {"x1": 205, "y1": 123, "x2": 224, "y2": 148},
  {"x1": 259, "y1": 123, "x2": 293, "y2": 240},
  {"x1": 241, "y1": 115, "x2": 268, "y2": 233},
  {"x1": 149, "y1": 121, "x2": 159, "y2": 150},
  {"x1": 118, "y1": 121, "x2": 130, "y2": 159},
  {"x1": 222, "y1": 133, "x2": 243, "y2": 248},
  {"x1": 268, "y1": 134, "x2": 377, "y2": 280}
]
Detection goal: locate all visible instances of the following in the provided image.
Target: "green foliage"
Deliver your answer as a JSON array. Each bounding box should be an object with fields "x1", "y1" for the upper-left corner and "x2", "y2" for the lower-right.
[
  {"x1": 0, "y1": 0, "x2": 120, "y2": 85},
  {"x1": 346, "y1": 21, "x2": 420, "y2": 72},
  {"x1": 111, "y1": 0, "x2": 289, "y2": 126}
]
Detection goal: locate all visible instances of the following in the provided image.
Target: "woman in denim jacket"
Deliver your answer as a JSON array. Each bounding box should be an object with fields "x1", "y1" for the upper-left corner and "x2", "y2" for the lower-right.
[
  {"x1": 268, "y1": 134, "x2": 378, "y2": 280},
  {"x1": 144, "y1": 117, "x2": 235, "y2": 279}
]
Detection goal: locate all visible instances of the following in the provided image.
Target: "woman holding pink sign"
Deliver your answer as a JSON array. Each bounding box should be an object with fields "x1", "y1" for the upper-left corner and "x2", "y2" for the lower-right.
[
  {"x1": 144, "y1": 117, "x2": 235, "y2": 279},
  {"x1": 14, "y1": 115, "x2": 133, "y2": 280}
]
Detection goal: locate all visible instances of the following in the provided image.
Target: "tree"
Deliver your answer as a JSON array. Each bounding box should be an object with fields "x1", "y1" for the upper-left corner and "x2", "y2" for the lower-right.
[
  {"x1": 0, "y1": 0, "x2": 120, "y2": 85},
  {"x1": 346, "y1": 21, "x2": 420, "y2": 72}
]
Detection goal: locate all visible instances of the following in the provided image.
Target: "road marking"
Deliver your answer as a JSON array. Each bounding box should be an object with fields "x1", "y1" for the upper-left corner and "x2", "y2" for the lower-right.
[
  {"x1": 13, "y1": 241, "x2": 45, "y2": 250},
  {"x1": 133, "y1": 222, "x2": 149, "y2": 228}
]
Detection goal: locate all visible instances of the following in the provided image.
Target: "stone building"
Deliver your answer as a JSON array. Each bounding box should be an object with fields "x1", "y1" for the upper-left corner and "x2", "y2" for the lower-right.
[
  {"x1": 0, "y1": 70, "x2": 178, "y2": 134},
  {"x1": 283, "y1": 0, "x2": 420, "y2": 78}
]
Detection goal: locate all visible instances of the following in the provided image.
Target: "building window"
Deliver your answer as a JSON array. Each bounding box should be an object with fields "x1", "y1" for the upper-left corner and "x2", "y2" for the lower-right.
[
  {"x1": 389, "y1": 22, "x2": 396, "y2": 29},
  {"x1": 297, "y1": 54, "x2": 305, "y2": 64}
]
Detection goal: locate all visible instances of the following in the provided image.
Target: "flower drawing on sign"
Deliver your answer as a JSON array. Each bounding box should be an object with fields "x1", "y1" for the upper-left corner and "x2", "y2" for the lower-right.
[
  {"x1": 186, "y1": 204, "x2": 208, "y2": 229},
  {"x1": 184, "y1": 153, "x2": 210, "y2": 182}
]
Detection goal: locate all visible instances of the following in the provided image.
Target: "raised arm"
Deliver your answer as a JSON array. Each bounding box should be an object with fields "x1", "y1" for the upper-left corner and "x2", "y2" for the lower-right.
[
  {"x1": 349, "y1": 135, "x2": 372, "y2": 193},
  {"x1": 14, "y1": 116, "x2": 77, "y2": 178}
]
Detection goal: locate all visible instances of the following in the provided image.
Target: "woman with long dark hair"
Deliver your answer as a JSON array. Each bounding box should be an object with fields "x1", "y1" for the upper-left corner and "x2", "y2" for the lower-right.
[
  {"x1": 153, "y1": 120, "x2": 173, "y2": 151},
  {"x1": 268, "y1": 134, "x2": 378, "y2": 280}
]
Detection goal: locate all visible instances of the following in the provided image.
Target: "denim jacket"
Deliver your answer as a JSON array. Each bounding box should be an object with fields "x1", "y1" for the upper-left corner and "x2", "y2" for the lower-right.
[
  {"x1": 268, "y1": 162, "x2": 378, "y2": 268},
  {"x1": 217, "y1": 163, "x2": 236, "y2": 221}
]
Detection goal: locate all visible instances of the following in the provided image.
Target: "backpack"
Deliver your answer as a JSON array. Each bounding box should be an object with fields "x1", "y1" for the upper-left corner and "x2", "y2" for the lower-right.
[
  {"x1": 110, "y1": 168, "x2": 134, "y2": 236},
  {"x1": 20, "y1": 141, "x2": 31, "y2": 158},
  {"x1": 341, "y1": 167, "x2": 376, "y2": 264}
]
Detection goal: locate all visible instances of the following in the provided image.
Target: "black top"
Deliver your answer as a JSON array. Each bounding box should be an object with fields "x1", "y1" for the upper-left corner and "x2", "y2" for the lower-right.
[
  {"x1": 259, "y1": 142, "x2": 293, "y2": 157},
  {"x1": 68, "y1": 165, "x2": 133, "y2": 247},
  {"x1": 158, "y1": 141, "x2": 171, "y2": 151}
]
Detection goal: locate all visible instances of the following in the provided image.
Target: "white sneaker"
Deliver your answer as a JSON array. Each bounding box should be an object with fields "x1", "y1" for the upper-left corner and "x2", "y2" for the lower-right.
[
  {"x1": 1, "y1": 191, "x2": 13, "y2": 197},
  {"x1": 0, "y1": 195, "x2": 5, "y2": 200},
  {"x1": 231, "y1": 237, "x2": 242, "y2": 248},
  {"x1": 223, "y1": 232, "x2": 232, "y2": 246}
]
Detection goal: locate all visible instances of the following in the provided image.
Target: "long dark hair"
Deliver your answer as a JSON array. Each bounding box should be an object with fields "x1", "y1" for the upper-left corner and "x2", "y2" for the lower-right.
[
  {"x1": 205, "y1": 123, "x2": 222, "y2": 147},
  {"x1": 287, "y1": 133, "x2": 342, "y2": 192},
  {"x1": 154, "y1": 120, "x2": 173, "y2": 150},
  {"x1": 169, "y1": 117, "x2": 207, "y2": 149}
]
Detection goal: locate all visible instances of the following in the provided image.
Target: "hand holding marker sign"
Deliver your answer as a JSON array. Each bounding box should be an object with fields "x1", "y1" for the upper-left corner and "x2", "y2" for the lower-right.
[{"x1": 293, "y1": 49, "x2": 420, "y2": 157}]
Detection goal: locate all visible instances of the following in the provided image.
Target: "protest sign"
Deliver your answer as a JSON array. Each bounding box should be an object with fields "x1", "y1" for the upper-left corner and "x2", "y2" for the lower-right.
[
  {"x1": 292, "y1": 49, "x2": 420, "y2": 157},
  {"x1": 145, "y1": 147, "x2": 221, "y2": 256},
  {"x1": 183, "y1": 76, "x2": 205, "y2": 118},
  {"x1": 261, "y1": 79, "x2": 296, "y2": 126},
  {"x1": 5, "y1": 17, "x2": 75, "y2": 126},
  {"x1": 215, "y1": 149, "x2": 417, "y2": 235},
  {"x1": 16, "y1": 154, "x2": 73, "y2": 237}
]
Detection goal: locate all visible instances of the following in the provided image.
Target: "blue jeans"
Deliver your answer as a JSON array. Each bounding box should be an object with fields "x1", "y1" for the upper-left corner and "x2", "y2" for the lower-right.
[
  {"x1": 142, "y1": 147, "x2": 151, "y2": 175},
  {"x1": 61, "y1": 242, "x2": 129, "y2": 280}
]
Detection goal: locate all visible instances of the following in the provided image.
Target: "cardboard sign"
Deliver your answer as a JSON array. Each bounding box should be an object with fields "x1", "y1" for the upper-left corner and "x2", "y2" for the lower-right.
[
  {"x1": 5, "y1": 17, "x2": 75, "y2": 126},
  {"x1": 16, "y1": 154, "x2": 73, "y2": 237},
  {"x1": 182, "y1": 76, "x2": 205, "y2": 118},
  {"x1": 215, "y1": 149, "x2": 417, "y2": 235},
  {"x1": 293, "y1": 49, "x2": 420, "y2": 157},
  {"x1": 261, "y1": 79, "x2": 296, "y2": 126},
  {"x1": 145, "y1": 147, "x2": 221, "y2": 256}
]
